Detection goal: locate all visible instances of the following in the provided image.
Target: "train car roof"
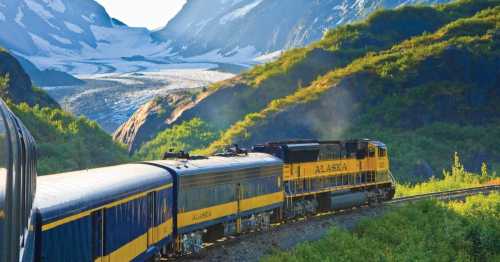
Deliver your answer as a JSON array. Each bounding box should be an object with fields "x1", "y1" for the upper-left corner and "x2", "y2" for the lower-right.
[
  {"x1": 146, "y1": 152, "x2": 282, "y2": 176},
  {"x1": 34, "y1": 163, "x2": 172, "y2": 222},
  {"x1": 370, "y1": 140, "x2": 387, "y2": 148}
]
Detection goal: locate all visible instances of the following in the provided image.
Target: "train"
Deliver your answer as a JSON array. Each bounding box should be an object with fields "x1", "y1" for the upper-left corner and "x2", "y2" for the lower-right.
[
  {"x1": 0, "y1": 98, "x2": 396, "y2": 262},
  {"x1": 0, "y1": 99, "x2": 38, "y2": 262},
  {"x1": 32, "y1": 140, "x2": 395, "y2": 261}
]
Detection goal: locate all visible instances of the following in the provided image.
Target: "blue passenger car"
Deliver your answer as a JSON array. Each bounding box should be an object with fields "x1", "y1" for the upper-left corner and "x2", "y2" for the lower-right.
[
  {"x1": 34, "y1": 164, "x2": 173, "y2": 262},
  {"x1": 147, "y1": 153, "x2": 284, "y2": 253}
]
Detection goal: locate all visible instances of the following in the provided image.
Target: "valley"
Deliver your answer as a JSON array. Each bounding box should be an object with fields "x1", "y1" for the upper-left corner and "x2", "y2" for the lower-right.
[
  {"x1": 43, "y1": 65, "x2": 235, "y2": 132},
  {"x1": 1, "y1": 0, "x2": 498, "y2": 181},
  {"x1": 1, "y1": 0, "x2": 499, "y2": 261}
]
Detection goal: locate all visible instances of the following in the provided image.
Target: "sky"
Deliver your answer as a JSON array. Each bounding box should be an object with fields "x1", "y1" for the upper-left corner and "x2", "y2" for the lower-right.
[{"x1": 95, "y1": 0, "x2": 187, "y2": 30}]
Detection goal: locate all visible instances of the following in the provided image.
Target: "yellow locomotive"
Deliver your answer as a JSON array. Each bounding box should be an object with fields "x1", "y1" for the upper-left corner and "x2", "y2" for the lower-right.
[{"x1": 253, "y1": 139, "x2": 396, "y2": 217}]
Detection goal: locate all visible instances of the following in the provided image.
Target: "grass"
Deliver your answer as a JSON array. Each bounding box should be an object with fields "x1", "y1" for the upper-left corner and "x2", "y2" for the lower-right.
[
  {"x1": 264, "y1": 192, "x2": 500, "y2": 262},
  {"x1": 10, "y1": 102, "x2": 130, "y2": 175},
  {"x1": 136, "y1": 118, "x2": 218, "y2": 160},
  {"x1": 203, "y1": 6, "x2": 499, "y2": 155},
  {"x1": 396, "y1": 153, "x2": 498, "y2": 197},
  {"x1": 186, "y1": 0, "x2": 500, "y2": 135}
]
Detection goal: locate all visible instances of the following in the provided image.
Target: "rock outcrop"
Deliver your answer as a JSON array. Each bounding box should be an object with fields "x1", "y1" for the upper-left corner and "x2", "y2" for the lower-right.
[
  {"x1": 0, "y1": 49, "x2": 59, "y2": 108},
  {"x1": 113, "y1": 89, "x2": 201, "y2": 153}
]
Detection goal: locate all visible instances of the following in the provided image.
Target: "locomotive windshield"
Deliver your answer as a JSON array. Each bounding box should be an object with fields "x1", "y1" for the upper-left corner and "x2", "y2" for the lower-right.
[{"x1": 283, "y1": 143, "x2": 320, "y2": 163}]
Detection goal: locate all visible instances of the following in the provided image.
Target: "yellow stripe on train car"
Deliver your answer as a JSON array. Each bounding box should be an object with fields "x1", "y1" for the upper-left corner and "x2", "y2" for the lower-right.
[
  {"x1": 177, "y1": 201, "x2": 238, "y2": 228},
  {"x1": 96, "y1": 218, "x2": 173, "y2": 262},
  {"x1": 283, "y1": 158, "x2": 389, "y2": 181},
  {"x1": 43, "y1": 183, "x2": 173, "y2": 231},
  {"x1": 239, "y1": 192, "x2": 284, "y2": 212},
  {"x1": 101, "y1": 233, "x2": 147, "y2": 262},
  {"x1": 148, "y1": 218, "x2": 173, "y2": 244}
]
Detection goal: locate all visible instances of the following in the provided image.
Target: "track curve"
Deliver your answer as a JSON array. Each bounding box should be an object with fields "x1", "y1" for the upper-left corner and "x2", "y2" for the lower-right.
[{"x1": 167, "y1": 185, "x2": 500, "y2": 261}]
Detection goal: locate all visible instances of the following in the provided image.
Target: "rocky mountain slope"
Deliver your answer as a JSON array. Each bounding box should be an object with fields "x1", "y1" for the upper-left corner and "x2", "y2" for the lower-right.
[
  {"x1": 13, "y1": 54, "x2": 84, "y2": 86},
  {"x1": 0, "y1": 48, "x2": 59, "y2": 108},
  {"x1": 154, "y1": 0, "x2": 449, "y2": 58},
  {"x1": 125, "y1": 0, "x2": 490, "y2": 150},
  {"x1": 0, "y1": 0, "x2": 113, "y2": 56},
  {"x1": 0, "y1": 0, "x2": 170, "y2": 75},
  {"x1": 120, "y1": 1, "x2": 467, "y2": 153},
  {"x1": 113, "y1": 89, "x2": 201, "y2": 153},
  {"x1": 205, "y1": 2, "x2": 500, "y2": 181},
  {"x1": 132, "y1": 0, "x2": 500, "y2": 182},
  {"x1": 0, "y1": 48, "x2": 129, "y2": 175}
]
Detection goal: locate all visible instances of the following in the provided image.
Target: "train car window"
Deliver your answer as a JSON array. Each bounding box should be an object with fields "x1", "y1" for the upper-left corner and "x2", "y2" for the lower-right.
[
  {"x1": 318, "y1": 143, "x2": 342, "y2": 161},
  {"x1": 0, "y1": 102, "x2": 37, "y2": 262},
  {"x1": 0, "y1": 106, "x2": 9, "y2": 261},
  {"x1": 283, "y1": 143, "x2": 320, "y2": 163},
  {"x1": 345, "y1": 142, "x2": 358, "y2": 158},
  {"x1": 148, "y1": 192, "x2": 156, "y2": 245},
  {"x1": 368, "y1": 148, "x2": 375, "y2": 158},
  {"x1": 18, "y1": 128, "x2": 27, "y2": 243},
  {"x1": 356, "y1": 149, "x2": 367, "y2": 159},
  {"x1": 7, "y1": 113, "x2": 21, "y2": 259},
  {"x1": 379, "y1": 147, "x2": 387, "y2": 157},
  {"x1": 180, "y1": 182, "x2": 237, "y2": 212},
  {"x1": 91, "y1": 210, "x2": 104, "y2": 260}
]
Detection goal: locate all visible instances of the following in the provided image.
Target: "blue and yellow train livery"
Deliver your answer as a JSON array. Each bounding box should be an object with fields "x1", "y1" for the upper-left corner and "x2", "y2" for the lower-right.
[
  {"x1": 146, "y1": 152, "x2": 283, "y2": 253},
  {"x1": 253, "y1": 139, "x2": 396, "y2": 217},
  {"x1": 34, "y1": 164, "x2": 173, "y2": 262},
  {"x1": 0, "y1": 96, "x2": 400, "y2": 260}
]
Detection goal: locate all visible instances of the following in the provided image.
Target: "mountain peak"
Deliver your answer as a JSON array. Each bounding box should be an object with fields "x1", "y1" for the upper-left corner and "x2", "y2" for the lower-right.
[{"x1": 154, "y1": 0, "x2": 450, "y2": 57}]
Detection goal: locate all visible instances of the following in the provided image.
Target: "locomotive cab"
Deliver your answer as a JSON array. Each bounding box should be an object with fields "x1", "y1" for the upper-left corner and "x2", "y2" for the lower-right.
[{"x1": 253, "y1": 139, "x2": 396, "y2": 218}]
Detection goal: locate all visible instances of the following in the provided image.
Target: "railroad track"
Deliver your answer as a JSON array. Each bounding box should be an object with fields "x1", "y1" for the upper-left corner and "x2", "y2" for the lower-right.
[
  {"x1": 169, "y1": 185, "x2": 499, "y2": 261},
  {"x1": 388, "y1": 185, "x2": 500, "y2": 205}
]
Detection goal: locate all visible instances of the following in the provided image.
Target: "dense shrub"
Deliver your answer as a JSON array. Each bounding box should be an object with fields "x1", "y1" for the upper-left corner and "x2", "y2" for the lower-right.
[
  {"x1": 136, "y1": 118, "x2": 217, "y2": 160},
  {"x1": 350, "y1": 123, "x2": 500, "y2": 182},
  {"x1": 201, "y1": 5, "x2": 500, "y2": 183},
  {"x1": 10, "y1": 103, "x2": 129, "y2": 175},
  {"x1": 138, "y1": 1, "x2": 500, "y2": 184},
  {"x1": 265, "y1": 193, "x2": 500, "y2": 262},
  {"x1": 397, "y1": 153, "x2": 498, "y2": 196}
]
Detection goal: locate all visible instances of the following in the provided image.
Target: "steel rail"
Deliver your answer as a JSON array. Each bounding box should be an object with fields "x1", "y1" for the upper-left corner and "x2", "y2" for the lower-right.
[
  {"x1": 388, "y1": 185, "x2": 500, "y2": 204},
  {"x1": 167, "y1": 185, "x2": 499, "y2": 260}
]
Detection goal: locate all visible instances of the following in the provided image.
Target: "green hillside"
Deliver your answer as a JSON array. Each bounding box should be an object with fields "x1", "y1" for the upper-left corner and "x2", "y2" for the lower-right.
[
  {"x1": 0, "y1": 49, "x2": 59, "y2": 108},
  {"x1": 9, "y1": 103, "x2": 130, "y2": 175},
  {"x1": 265, "y1": 154, "x2": 499, "y2": 261},
  {"x1": 0, "y1": 48, "x2": 129, "y2": 175},
  {"x1": 194, "y1": 1, "x2": 500, "y2": 182},
  {"x1": 157, "y1": 0, "x2": 499, "y2": 132},
  {"x1": 265, "y1": 192, "x2": 500, "y2": 261},
  {"x1": 125, "y1": 0, "x2": 498, "y2": 156},
  {"x1": 135, "y1": 118, "x2": 216, "y2": 160},
  {"x1": 137, "y1": 0, "x2": 500, "y2": 183}
]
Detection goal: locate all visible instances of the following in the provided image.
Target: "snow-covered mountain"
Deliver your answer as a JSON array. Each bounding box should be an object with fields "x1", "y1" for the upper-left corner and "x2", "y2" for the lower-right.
[
  {"x1": 154, "y1": 0, "x2": 450, "y2": 59},
  {"x1": 0, "y1": 0, "x2": 452, "y2": 75},
  {"x1": 0, "y1": 0, "x2": 171, "y2": 75}
]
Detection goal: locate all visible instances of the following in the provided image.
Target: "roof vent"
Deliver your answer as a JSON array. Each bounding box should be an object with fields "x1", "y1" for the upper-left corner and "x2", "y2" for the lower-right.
[
  {"x1": 215, "y1": 144, "x2": 249, "y2": 157},
  {"x1": 163, "y1": 150, "x2": 190, "y2": 160},
  {"x1": 163, "y1": 149, "x2": 208, "y2": 160}
]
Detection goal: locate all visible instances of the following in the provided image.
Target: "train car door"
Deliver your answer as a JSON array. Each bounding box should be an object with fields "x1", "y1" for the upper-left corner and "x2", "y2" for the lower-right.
[
  {"x1": 147, "y1": 192, "x2": 156, "y2": 247},
  {"x1": 236, "y1": 183, "x2": 241, "y2": 233},
  {"x1": 91, "y1": 210, "x2": 104, "y2": 262},
  {"x1": 366, "y1": 144, "x2": 377, "y2": 170}
]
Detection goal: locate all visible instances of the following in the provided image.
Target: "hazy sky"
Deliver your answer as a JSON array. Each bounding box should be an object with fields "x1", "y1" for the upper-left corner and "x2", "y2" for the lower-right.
[{"x1": 95, "y1": 0, "x2": 187, "y2": 30}]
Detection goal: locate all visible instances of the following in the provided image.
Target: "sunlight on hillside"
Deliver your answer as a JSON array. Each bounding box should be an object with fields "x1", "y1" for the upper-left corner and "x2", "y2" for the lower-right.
[
  {"x1": 396, "y1": 152, "x2": 498, "y2": 197},
  {"x1": 264, "y1": 192, "x2": 500, "y2": 262}
]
